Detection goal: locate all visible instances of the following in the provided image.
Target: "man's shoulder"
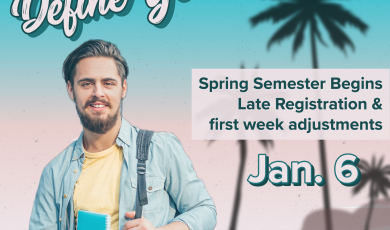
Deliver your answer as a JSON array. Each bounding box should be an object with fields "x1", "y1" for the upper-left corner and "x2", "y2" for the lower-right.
[
  {"x1": 147, "y1": 131, "x2": 186, "y2": 163},
  {"x1": 124, "y1": 119, "x2": 182, "y2": 148},
  {"x1": 149, "y1": 131, "x2": 182, "y2": 149}
]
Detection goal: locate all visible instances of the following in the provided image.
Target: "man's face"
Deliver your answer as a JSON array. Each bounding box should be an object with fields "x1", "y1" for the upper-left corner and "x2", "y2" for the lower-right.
[{"x1": 67, "y1": 56, "x2": 127, "y2": 134}]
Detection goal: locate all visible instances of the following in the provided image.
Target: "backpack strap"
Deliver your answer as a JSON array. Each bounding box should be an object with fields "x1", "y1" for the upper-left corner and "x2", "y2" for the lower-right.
[{"x1": 134, "y1": 129, "x2": 154, "y2": 219}]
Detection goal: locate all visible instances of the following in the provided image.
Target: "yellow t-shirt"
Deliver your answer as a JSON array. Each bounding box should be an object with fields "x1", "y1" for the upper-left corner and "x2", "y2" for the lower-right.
[{"x1": 73, "y1": 143, "x2": 123, "y2": 230}]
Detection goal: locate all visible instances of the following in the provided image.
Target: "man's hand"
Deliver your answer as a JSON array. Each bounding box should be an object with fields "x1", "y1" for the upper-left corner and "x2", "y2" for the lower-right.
[
  {"x1": 122, "y1": 211, "x2": 190, "y2": 230},
  {"x1": 122, "y1": 211, "x2": 157, "y2": 230}
]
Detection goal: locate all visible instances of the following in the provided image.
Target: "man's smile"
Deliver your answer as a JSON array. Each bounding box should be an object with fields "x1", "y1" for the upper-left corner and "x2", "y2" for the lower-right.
[{"x1": 88, "y1": 102, "x2": 109, "y2": 111}]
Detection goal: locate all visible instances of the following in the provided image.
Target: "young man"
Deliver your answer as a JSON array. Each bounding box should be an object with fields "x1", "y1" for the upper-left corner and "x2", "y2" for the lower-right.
[{"x1": 29, "y1": 40, "x2": 217, "y2": 230}]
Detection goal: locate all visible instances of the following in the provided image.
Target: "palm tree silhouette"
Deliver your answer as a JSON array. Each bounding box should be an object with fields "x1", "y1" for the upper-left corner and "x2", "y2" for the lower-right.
[
  {"x1": 207, "y1": 63, "x2": 273, "y2": 230},
  {"x1": 353, "y1": 156, "x2": 390, "y2": 230},
  {"x1": 250, "y1": 1, "x2": 368, "y2": 229},
  {"x1": 210, "y1": 138, "x2": 273, "y2": 230},
  {"x1": 210, "y1": 139, "x2": 273, "y2": 230}
]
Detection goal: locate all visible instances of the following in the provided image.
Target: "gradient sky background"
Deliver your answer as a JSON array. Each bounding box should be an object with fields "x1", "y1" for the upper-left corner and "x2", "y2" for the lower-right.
[{"x1": 1, "y1": 0, "x2": 390, "y2": 229}]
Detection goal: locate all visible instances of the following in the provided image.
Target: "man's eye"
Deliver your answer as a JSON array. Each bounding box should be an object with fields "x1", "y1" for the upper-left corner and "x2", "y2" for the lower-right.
[
  {"x1": 105, "y1": 82, "x2": 114, "y2": 86},
  {"x1": 82, "y1": 82, "x2": 92, "y2": 86}
]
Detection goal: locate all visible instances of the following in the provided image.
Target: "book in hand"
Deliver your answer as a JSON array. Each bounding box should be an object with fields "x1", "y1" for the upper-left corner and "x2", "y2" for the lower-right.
[{"x1": 77, "y1": 210, "x2": 111, "y2": 230}]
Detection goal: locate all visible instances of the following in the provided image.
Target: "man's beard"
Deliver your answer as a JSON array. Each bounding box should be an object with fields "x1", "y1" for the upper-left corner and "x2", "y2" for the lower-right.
[{"x1": 75, "y1": 96, "x2": 120, "y2": 134}]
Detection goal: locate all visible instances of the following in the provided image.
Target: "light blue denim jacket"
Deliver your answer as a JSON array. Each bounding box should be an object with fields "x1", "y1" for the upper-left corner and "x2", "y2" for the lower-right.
[{"x1": 29, "y1": 119, "x2": 217, "y2": 230}]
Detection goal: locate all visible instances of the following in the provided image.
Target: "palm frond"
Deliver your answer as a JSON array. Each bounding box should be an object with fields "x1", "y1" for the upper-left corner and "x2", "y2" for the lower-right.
[
  {"x1": 378, "y1": 177, "x2": 390, "y2": 195},
  {"x1": 353, "y1": 175, "x2": 368, "y2": 194},
  {"x1": 312, "y1": 17, "x2": 327, "y2": 47},
  {"x1": 267, "y1": 13, "x2": 303, "y2": 50},
  {"x1": 318, "y1": 3, "x2": 368, "y2": 33},
  {"x1": 382, "y1": 165, "x2": 390, "y2": 174},
  {"x1": 259, "y1": 140, "x2": 274, "y2": 152},
  {"x1": 250, "y1": 3, "x2": 301, "y2": 27},
  {"x1": 318, "y1": 13, "x2": 355, "y2": 52},
  {"x1": 207, "y1": 140, "x2": 215, "y2": 146},
  {"x1": 358, "y1": 159, "x2": 370, "y2": 171},
  {"x1": 354, "y1": 155, "x2": 390, "y2": 201},
  {"x1": 378, "y1": 183, "x2": 389, "y2": 198},
  {"x1": 377, "y1": 156, "x2": 384, "y2": 169},
  {"x1": 292, "y1": 18, "x2": 307, "y2": 55},
  {"x1": 381, "y1": 177, "x2": 390, "y2": 188},
  {"x1": 372, "y1": 156, "x2": 377, "y2": 169}
]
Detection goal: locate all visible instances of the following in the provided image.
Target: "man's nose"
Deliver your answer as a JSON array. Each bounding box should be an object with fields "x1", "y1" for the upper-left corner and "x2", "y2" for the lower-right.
[{"x1": 92, "y1": 84, "x2": 105, "y2": 98}]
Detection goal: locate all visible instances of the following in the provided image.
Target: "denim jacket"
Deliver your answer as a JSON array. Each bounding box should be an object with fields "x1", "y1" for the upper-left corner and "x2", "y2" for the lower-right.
[{"x1": 29, "y1": 119, "x2": 217, "y2": 230}]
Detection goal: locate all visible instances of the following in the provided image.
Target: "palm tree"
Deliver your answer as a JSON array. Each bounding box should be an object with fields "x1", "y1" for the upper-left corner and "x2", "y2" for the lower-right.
[
  {"x1": 353, "y1": 156, "x2": 390, "y2": 230},
  {"x1": 210, "y1": 139, "x2": 273, "y2": 230},
  {"x1": 250, "y1": 1, "x2": 368, "y2": 229},
  {"x1": 208, "y1": 63, "x2": 273, "y2": 230}
]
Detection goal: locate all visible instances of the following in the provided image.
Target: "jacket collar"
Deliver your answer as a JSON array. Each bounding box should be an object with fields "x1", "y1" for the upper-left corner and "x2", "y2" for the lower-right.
[{"x1": 71, "y1": 118, "x2": 133, "y2": 162}]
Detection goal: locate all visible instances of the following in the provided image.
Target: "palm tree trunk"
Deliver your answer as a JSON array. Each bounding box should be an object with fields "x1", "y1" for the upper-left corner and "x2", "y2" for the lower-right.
[
  {"x1": 229, "y1": 140, "x2": 247, "y2": 230},
  {"x1": 310, "y1": 17, "x2": 333, "y2": 230},
  {"x1": 310, "y1": 22, "x2": 318, "y2": 69},
  {"x1": 365, "y1": 183, "x2": 375, "y2": 230}
]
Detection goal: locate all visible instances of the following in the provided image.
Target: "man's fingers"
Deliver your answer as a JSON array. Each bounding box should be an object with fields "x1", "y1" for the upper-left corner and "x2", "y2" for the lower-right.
[
  {"x1": 121, "y1": 212, "x2": 150, "y2": 230},
  {"x1": 122, "y1": 218, "x2": 143, "y2": 230},
  {"x1": 125, "y1": 211, "x2": 136, "y2": 219}
]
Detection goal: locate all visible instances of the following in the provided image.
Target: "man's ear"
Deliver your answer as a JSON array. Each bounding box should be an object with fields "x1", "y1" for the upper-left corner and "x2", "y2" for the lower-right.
[
  {"x1": 122, "y1": 79, "x2": 127, "y2": 98},
  {"x1": 67, "y1": 81, "x2": 75, "y2": 101}
]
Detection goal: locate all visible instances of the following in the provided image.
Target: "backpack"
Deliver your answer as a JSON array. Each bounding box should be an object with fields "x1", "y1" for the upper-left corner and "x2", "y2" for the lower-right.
[
  {"x1": 134, "y1": 129, "x2": 181, "y2": 219},
  {"x1": 134, "y1": 129, "x2": 154, "y2": 219}
]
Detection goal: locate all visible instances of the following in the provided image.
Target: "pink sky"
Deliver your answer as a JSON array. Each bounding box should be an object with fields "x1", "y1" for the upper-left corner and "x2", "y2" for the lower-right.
[{"x1": 1, "y1": 110, "x2": 389, "y2": 229}]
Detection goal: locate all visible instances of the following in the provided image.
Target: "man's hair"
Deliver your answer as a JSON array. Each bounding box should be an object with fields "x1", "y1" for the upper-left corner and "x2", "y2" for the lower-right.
[{"x1": 62, "y1": 39, "x2": 129, "y2": 85}]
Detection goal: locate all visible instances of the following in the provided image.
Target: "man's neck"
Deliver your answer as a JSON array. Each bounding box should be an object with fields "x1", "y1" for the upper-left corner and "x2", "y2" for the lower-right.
[{"x1": 82, "y1": 117, "x2": 122, "y2": 153}]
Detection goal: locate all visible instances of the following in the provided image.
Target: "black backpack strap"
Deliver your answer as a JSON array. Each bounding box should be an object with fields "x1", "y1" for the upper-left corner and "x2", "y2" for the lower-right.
[{"x1": 134, "y1": 129, "x2": 154, "y2": 219}]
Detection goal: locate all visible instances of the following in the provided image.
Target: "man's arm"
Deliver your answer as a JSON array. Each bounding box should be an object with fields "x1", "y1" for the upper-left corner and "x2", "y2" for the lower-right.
[
  {"x1": 121, "y1": 133, "x2": 217, "y2": 230},
  {"x1": 29, "y1": 168, "x2": 58, "y2": 230},
  {"x1": 163, "y1": 133, "x2": 217, "y2": 230},
  {"x1": 122, "y1": 211, "x2": 189, "y2": 230},
  {"x1": 158, "y1": 222, "x2": 189, "y2": 230}
]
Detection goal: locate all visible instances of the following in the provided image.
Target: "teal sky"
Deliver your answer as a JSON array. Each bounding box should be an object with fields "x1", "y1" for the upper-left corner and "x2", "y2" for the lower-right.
[{"x1": 1, "y1": 0, "x2": 389, "y2": 114}]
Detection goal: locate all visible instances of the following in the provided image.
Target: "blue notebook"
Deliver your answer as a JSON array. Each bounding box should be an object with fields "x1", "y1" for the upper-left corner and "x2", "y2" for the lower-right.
[{"x1": 77, "y1": 210, "x2": 111, "y2": 230}]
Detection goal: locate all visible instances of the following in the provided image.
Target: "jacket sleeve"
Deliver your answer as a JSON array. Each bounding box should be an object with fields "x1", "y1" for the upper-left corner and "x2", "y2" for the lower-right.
[
  {"x1": 164, "y1": 133, "x2": 217, "y2": 230},
  {"x1": 29, "y1": 167, "x2": 59, "y2": 230}
]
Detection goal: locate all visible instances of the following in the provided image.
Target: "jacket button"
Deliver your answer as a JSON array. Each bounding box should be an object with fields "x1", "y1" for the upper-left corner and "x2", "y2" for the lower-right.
[
  {"x1": 148, "y1": 186, "x2": 152, "y2": 191},
  {"x1": 59, "y1": 218, "x2": 62, "y2": 221},
  {"x1": 74, "y1": 170, "x2": 77, "y2": 173},
  {"x1": 63, "y1": 194, "x2": 67, "y2": 198}
]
